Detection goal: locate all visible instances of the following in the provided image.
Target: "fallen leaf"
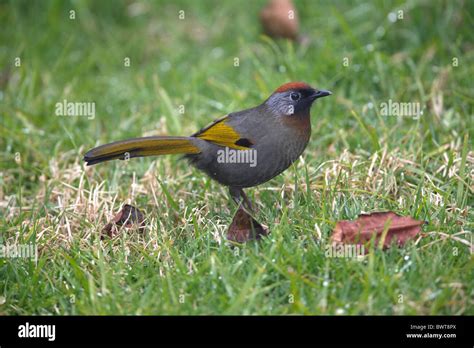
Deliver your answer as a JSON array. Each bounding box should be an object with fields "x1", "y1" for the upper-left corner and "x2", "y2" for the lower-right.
[
  {"x1": 260, "y1": 0, "x2": 299, "y2": 40},
  {"x1": 102, "y1": 204, "x2": 145, "y2": 238},
  {"x1": 227, "y1": 207, "x2": 270, "y2": 243},
  {"x1": 331, "y1": 212, "x2": 424, "y2": 249}
]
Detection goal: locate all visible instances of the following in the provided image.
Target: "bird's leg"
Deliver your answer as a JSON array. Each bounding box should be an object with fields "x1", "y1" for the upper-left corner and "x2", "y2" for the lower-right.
[
  {"x1": 227, "y1": 187, "x2": 269, "y2": 243},
  {"x1": 229, "y1": 187, "x2": 253, "y2": 212}
]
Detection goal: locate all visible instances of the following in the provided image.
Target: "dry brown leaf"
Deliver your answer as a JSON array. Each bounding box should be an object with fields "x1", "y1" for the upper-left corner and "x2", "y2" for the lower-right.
[
  {"x1": 331, "y1": 211, "x2": 424, "y2": 249},
  {"x1": 102, "y1": 204, "x2": 145, "y2": 238},
  {"x1": 227, "y1": 207, "x2": 270, "y2": 243},
  {"x1": 260, "y1": 0, "x2": 299, "y2": 40}
]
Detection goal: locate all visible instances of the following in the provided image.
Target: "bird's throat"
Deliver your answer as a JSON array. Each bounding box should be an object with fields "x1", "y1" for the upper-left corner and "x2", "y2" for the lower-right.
[{"x1": 282, "y1": 112, "x2": 311, "y2": 140}]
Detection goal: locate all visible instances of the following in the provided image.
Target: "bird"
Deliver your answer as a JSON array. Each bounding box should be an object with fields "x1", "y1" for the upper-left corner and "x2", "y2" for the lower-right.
[{"x1": 83, "y1": 82, "x2": 331, "y2": 210}]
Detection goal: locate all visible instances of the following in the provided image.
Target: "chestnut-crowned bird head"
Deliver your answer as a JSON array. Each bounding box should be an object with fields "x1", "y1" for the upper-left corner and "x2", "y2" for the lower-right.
[{"x1": 265, "y1": 81, "x2": 331, "y2": 117}]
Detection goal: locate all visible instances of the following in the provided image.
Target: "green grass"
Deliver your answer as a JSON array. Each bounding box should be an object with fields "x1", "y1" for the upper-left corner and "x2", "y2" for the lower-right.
[{"x1": 0, "y1": 0, "x2": 473, "y2": 315}]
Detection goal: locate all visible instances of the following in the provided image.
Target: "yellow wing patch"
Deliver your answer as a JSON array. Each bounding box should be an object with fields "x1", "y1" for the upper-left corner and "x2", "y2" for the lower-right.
[{"x1": 194, "y1": 118, "x2": 251, "y2": 150}]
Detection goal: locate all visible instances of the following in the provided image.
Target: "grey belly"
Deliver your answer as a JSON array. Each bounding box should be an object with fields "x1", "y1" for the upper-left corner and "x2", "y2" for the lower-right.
[{"x1": 186, "y1": 137, "x2": 308, "y2": 188}]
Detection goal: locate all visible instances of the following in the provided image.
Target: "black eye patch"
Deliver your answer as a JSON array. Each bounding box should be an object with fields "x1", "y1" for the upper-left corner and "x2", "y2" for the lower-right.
[{"x1": 297, "y1": 88, "x2": 315, "y2": 99}]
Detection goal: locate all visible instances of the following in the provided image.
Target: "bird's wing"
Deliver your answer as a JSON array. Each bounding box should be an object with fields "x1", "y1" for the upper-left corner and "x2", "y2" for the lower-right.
[{"x1": 191, "y1": 115, "x2": 253, "y2": 150}]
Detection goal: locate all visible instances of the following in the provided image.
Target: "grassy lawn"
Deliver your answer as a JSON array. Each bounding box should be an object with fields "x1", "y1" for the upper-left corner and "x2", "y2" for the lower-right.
[{"x1": 0, "y1": 0, "x2": 473, "y2": 315}]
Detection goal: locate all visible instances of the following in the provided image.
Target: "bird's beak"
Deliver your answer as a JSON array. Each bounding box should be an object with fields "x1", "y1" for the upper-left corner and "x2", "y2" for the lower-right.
[{"x1": 313, "y1": 89, "x2": 332, "y2": 99}]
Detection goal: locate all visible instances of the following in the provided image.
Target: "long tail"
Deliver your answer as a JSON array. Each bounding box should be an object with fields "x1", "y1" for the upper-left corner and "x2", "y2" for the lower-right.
[{"x1": 84, "y1": 136, "x2": 201, "y2": 166}]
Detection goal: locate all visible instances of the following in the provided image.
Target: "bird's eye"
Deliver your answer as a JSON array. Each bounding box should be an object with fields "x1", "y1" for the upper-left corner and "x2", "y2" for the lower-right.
[{"x1": 290, "y1": 92, "x2": 300, "y2": 101}]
